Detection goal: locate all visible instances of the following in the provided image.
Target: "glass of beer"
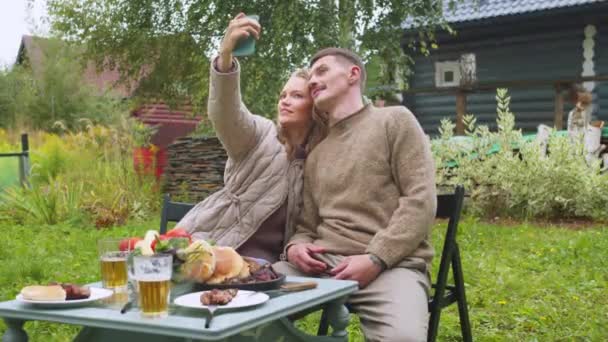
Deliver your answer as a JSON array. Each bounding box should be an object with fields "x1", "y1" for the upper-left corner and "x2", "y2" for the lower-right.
[
  {"x1": 98, "y1": 238, "x2": 130, "y2": 292},
  {"x1": 133, "y1": 254, "x2": 172, "y2": 318}
]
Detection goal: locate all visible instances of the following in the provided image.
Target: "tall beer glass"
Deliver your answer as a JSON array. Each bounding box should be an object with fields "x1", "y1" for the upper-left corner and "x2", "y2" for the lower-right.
[
  {"x1": 98, "y1": 238, "x2": 129, "y2": 292},
  {"x1": 133, "y1": 254, "x2": 172, "y2": 318}
]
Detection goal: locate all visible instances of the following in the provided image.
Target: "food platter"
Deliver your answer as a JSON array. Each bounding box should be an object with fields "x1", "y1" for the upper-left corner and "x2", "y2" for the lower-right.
[
  {"x1": 16, "y1": 287, "x2": 114, "y2": 308},
  {"x1": 193, "y1": 272, "x2": 286, "y2": 291},
  {"x1": 118, "y1": 230, "x2": 287, "y2": 293},
  {"x1": 174, "y1": 290, "x2": 269, "y2": 311}
]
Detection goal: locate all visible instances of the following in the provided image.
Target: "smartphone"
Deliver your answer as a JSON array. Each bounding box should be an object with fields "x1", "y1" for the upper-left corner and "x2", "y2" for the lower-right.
[{"x1": 233, "y1": 15, "x2": 259, "y2": 57}]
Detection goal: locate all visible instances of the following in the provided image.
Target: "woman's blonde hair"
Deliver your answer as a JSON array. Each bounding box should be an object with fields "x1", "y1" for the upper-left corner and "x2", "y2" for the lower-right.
[{"x1": 277, "y1": 69, "x2": 328, "y2": 160}]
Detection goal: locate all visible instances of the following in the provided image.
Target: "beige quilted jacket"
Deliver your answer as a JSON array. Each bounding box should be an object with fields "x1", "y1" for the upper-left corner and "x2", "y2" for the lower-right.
[{"x1": 176, "y1": 59, "x2": 304, "y2": 250}]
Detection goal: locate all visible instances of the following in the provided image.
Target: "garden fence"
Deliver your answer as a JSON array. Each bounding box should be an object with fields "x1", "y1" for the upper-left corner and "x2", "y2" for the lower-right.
[{"x1": 0, "y1": 133, "x2": 30, "y2": 188}]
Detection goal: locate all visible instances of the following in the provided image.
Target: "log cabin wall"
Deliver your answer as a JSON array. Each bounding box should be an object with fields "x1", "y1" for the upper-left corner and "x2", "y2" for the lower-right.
[{"x1": 403, "y1": 1, "x2": 608, "y2": 135}]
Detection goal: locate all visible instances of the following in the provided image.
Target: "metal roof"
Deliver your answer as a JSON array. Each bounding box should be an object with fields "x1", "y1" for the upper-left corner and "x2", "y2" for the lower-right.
[{"x1": 442, "y1": 0, "x2": 606, "y2": 24}]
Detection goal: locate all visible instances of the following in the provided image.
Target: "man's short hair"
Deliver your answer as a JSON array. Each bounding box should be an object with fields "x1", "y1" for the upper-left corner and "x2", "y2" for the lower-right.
[{"x1": 309, "y1": 47, "x2": 367, "y2": 91}]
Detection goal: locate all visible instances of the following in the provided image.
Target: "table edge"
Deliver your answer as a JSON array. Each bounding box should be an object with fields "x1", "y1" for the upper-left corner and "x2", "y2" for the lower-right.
[{"x1": 0, "y1": 281, "x2": 358, "y2": 340}]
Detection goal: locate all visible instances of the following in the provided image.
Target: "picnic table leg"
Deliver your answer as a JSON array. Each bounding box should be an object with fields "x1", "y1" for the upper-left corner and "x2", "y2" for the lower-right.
[
  {"x1": 75, "y1": 320, "x2": 350, "y2": 342},
  {"x1": 232, "y1": 318, "x2": 349, "y2": 342},
  {"x1": 324, "y1": 297, "x2": 350, "y2": 338},
  {"x1": 74, "y1": 327, "x2": 200, "y2": 342},
  {"x1": 2, "y1": 319, "x2": 28, "y2": 342}
]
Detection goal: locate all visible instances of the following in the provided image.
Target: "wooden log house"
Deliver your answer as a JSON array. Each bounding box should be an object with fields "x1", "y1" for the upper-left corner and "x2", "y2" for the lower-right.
[{"x1": 401, "y1": 0, "x2": 608, "y2": 135}]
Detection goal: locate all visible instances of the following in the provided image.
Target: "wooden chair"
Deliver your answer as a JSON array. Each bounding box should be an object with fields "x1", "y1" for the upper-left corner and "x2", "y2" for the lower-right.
[
  {"x1": 317, "y1": 185, "x2": 472, "y2": 342},
  {"x1": 159, "y1": 194, "x2": 195, "y2": 234}
]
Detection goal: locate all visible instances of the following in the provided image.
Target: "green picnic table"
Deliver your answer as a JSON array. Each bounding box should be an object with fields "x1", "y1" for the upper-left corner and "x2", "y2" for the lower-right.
[{"x1": 0, "y1": 276, "x2": 357, "y2": 342}]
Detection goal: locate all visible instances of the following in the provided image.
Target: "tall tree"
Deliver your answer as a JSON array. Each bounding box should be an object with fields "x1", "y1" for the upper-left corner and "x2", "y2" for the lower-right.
[{"x1": 47, "y1": 0, "x2": 453, "y2": 117}]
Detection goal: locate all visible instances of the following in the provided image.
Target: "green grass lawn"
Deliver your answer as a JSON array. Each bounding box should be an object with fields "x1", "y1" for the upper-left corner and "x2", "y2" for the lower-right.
[
  {"x1": 0, "y1": 218, "x2": 606, "y2": 341},
  {"x1": 0, "y1": 158, "x2": 19, "y2": 192}
]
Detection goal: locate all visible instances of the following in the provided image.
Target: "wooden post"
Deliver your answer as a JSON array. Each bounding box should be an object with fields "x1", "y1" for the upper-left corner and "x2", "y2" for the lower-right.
[
  {"x1": 456, "y1": 90, "x2": 467, "y2": 135},
  {"x1": 554, "y1": 83, "x2": 564, "y2": 130},
  {"x1": 18, "y1": 133, "x2": 30, "y2": 187}
]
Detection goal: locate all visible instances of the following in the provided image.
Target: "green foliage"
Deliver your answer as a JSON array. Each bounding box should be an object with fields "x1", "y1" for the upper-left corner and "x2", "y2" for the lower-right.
[
  {"x1": 0, "y1": 68, "x2": 25, "y2": 128},
  {"x1": 1, "y1": 220, "x2": 606, "y2": 340},
  {"x1": 0, "y1": 38, "x2": 128, "y2": 130},
  {"x1": 1, "y1": 178, "x2": 83, "y2": 225},
  {"x1": 300, "y1": 220, "x2": 608, "y2": 341},
  {"x1": 29, "y1": 133, "x2": 69, "y2": 184},
  {"x1": 47, "y1": 0, "x2": 454, "y2": 118},
  {"x1": 0, "y1": 220, "x2": 157, "y2": 341},
  {"x1": 189, "y1": 117, "x2": 215, "y2": 138},
  {"x1": 0, "y1": 129, "x2": 24, "y2": 194},
  {"x1": 0, "y1": 124, "x2": 160, "y2": 227},
  {"x1": 129, "y1": 120, "x2": 159, "y2": 147},
  {"x1": 433, "y1": 89, "x2": 608, "y2": 221},
  {"x1": 431, "y1": 219, "x2": 607, "y2": 341},
  {"x1": 0, "y1": 158, "x2": 19, "y2": 192}
]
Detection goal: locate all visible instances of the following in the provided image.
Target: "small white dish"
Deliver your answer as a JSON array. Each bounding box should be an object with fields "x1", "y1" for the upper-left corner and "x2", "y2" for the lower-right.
[
  {"x1": 173, "y1": 290, "x2": 269, "y2": 311},
  {"x1": 16, "y1": 287, "x2": 114, "y2": 308}
]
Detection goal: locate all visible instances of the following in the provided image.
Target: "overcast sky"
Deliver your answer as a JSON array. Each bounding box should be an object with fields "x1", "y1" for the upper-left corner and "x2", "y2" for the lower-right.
[{"x1": 0, "y1": 0, "x2": 49, "y2": 69}]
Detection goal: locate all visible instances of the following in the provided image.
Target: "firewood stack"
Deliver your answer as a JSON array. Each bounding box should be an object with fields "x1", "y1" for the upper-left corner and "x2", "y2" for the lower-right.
[{"x1": 164, "y1": 136, "x2": 227, "y2": 202}]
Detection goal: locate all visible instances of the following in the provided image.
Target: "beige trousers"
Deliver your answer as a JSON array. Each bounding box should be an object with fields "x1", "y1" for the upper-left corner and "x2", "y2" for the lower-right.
[{"x1": 274, "y1": 254, "x2": 430, "y2": 342}]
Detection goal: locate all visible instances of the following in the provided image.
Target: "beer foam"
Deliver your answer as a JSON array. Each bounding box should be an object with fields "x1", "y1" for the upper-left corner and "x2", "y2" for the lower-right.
[
  {"x1": 100, "y1": 256, "x2": 127, "y2": 262},
  {"x1": 135, "y1": 274, "x2": 171, "y2": 282}
]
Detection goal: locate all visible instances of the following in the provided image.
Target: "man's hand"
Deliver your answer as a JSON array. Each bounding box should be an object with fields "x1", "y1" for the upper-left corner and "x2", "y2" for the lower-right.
[
  {"x1": 286, "y1": 243, "x2": 328, "y2": 275},
  {"x1": 217, "y1": 13, "x2": 261, "y2": 72},
  {"x1": 330, "y1": 254, "x2": 383, "y2": 289}
]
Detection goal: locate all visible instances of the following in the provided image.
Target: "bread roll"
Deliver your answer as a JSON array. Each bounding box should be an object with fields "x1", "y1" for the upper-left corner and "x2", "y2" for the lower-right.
[
  {"x1": 21, "y1": 285, "x2": 66, "y2": 301},
  {"x1": 237, "y1": 260, "x2": 251, "y2": 279},
  {"x1": 207, "y1": 246, "x2": 244, "y2": 284}
]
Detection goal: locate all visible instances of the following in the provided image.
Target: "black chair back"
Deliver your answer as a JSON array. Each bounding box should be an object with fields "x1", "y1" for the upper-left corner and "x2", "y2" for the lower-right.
[
  {"x1": 159, "y1": 194, "x2": 195, "y2": 234},
  {"x1": 428, "y1": 185, "x2": 471, "y2": 342}
]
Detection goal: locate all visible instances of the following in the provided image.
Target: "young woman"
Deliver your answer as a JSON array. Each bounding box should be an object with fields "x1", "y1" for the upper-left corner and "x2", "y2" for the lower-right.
[{"x1": 176, "y1": 14, "x2": 326, "y2": 263}]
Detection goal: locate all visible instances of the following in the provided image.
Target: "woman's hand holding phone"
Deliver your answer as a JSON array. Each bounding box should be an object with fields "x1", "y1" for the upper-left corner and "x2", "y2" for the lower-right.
[{"x1": 217, "y1": 13, "x2": 261, "y2": 72}]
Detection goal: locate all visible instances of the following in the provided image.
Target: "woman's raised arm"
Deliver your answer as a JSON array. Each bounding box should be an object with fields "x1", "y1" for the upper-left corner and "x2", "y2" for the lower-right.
[{"x1": 207, "y1": 13, "x2": 262, "y2": 161}]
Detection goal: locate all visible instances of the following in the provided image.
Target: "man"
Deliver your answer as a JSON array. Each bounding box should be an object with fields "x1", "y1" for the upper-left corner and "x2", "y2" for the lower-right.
[{"x1": 274, "y1": 47, "x2": 437, "y2": 342}]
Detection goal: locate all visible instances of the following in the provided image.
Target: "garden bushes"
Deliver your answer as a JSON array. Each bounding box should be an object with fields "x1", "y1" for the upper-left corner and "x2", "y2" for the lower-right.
[
  {"x1": 434, "y1": 89, "x2": 608, "y2": 222},
  {"x1": 0, "y1": 122, "x2": 160, "y2": 227},
  {"x1": 1, "y1": 88, "x2": 606, "y2": 227}
]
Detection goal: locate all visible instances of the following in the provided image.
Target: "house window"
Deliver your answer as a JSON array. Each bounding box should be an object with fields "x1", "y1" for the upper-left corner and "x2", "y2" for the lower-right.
[
  {"x1": 444, "y1": 71, "x2": 454, "y2": 83},
  {"x1": 435, "y1": 61, "x2": 461, "y2": 87}
]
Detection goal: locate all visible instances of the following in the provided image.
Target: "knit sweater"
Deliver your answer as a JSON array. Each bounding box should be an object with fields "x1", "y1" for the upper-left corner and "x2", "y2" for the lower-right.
[{"x1": 288, "y1": 104, "x2": 437, "y2": 269}]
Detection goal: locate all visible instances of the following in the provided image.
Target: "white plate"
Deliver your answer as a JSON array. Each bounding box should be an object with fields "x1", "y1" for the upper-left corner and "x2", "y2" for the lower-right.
[
  {"x1": 174, "y1": 290, "x2": 269, "y2": 311},
  {"x1": 16, "y1": 287, "x2": 114, "y2": 308}
]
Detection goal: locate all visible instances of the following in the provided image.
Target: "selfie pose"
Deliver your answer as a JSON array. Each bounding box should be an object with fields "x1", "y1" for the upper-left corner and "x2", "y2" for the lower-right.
[{"x1": 176, "y1": 14, "x2": 326, "y2": 263}]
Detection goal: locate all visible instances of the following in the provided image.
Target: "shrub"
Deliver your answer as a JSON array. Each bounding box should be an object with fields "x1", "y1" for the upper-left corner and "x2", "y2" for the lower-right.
[
  {"x1": 433, "y1": 88, "x2": 608, "y2": 222},
  {"x1": 0, "y1": 122, "x2": 160, "y2": 227},
  {"x1": 0, "y1": 38, "x2": 126, "y2": 131},
  {"x1": 1, "y1": 177, "x2": 84, "y2": 225}
]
